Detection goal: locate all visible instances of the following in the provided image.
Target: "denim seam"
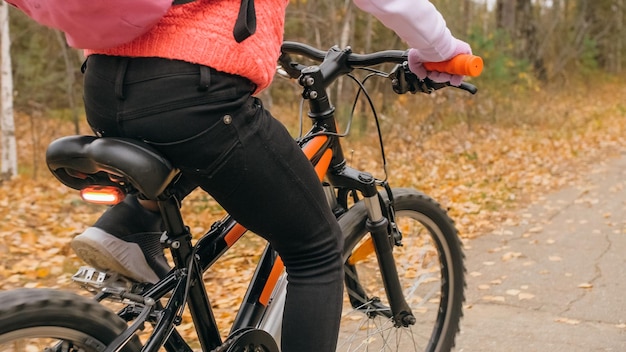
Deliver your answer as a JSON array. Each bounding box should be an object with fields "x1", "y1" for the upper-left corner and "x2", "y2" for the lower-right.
[{"x1": 117, "y1": 91, "x2": 238, "y2": 121}]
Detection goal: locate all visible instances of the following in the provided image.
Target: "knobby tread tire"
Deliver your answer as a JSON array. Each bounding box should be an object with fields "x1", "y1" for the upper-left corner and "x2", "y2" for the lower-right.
[{"x1": 0, "y1": 288, "x2": 142, "y2": 351}]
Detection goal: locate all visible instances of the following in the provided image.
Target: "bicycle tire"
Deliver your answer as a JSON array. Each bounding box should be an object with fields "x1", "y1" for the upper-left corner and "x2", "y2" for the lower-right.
[
  {"x1": 336, "y1": 188, "x2": 465, "y2": 352},
  {"x1": 0, "y1": 288, "x2": 142, "y2": 352}
]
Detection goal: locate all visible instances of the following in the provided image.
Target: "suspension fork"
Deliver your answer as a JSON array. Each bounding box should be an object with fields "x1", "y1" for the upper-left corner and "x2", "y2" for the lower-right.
[{"x1": 328, "y1": 165, "x2": 415, "y2": 327}]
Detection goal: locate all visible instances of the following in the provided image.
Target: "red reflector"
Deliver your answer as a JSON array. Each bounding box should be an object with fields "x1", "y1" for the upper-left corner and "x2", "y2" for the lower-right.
[{"x1": 80, "y1": 186, "x2": 125, "y2": 205}]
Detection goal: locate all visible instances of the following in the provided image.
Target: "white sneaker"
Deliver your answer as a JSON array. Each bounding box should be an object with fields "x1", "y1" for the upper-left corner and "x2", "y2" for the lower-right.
[{"x1": 71, "y1": 227, "x2": 160, "y2": 283}]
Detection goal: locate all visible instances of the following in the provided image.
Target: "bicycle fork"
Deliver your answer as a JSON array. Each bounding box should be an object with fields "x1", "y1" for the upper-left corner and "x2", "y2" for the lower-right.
[{"x1": 348, "y1": 173, "x2": 416, "y2": 327}]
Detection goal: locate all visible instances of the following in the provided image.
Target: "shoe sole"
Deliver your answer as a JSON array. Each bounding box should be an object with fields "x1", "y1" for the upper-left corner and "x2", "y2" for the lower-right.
[{"x1": 71, "y1": 227, "x2": 159, "y2": 283}]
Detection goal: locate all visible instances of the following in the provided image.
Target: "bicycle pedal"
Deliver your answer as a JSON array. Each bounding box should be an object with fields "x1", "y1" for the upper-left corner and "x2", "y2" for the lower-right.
[{"x1": 72, "y1": 266, "x2": 133, "y2": 294}]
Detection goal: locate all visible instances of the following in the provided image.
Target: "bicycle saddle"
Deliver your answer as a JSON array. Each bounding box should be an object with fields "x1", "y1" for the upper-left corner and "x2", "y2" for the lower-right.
[{"x1": 46, "y1": 135, "x2": 179, "y2": 199}]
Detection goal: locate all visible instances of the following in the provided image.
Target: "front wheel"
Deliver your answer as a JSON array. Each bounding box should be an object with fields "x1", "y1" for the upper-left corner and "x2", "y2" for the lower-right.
[
  {"x1": 337, "y1": 188, "x2": 465, "y2": 352},
  {"x1": 0, "y1": 288, "x2": 142, "y2": 352}
]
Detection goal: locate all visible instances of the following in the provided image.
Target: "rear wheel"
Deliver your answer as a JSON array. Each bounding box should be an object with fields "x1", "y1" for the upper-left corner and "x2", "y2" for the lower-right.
[
  {"x1": 337, "y1": 188, "x2": 465, "y2": 352},
  {"x1": 0, "y1": 288, "x2": 142, "y2": 352}
]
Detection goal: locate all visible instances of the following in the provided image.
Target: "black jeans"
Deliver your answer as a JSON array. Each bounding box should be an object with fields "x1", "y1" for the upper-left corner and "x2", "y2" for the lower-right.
[{"x1": 83, "y1": 55, "x2": 344, "y2": 352}]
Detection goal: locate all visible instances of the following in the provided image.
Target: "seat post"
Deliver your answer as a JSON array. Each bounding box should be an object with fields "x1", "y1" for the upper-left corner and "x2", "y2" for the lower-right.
[{"x1": 157, "y1": 196, "x2": 193, "y2": 267}]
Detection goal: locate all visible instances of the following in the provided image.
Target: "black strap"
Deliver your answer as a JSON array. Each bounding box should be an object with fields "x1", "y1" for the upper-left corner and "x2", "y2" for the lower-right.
[
  {"x1": 233, "y1": 0, "x2": 256, "y2": 43},
  {"x1": 171, "y1": 0, "x2": 256, "y2": 43}
]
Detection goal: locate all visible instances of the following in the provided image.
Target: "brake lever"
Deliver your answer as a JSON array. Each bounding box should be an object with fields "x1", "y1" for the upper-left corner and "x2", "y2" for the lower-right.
[
  {"x1": 390, "y1": 63, "x2": 423, "y2": 94},
  {"x1": 458, "y1": 82, "x2": 478, "y2": 95},
  {"x1": 390, "y1": 62, "x2": 478, "y2": 95}
]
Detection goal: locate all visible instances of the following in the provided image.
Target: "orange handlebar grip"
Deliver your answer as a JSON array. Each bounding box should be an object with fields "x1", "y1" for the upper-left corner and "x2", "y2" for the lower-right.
[{"x1": 423, "y1": 54, "x2": 484, "y2": 77}]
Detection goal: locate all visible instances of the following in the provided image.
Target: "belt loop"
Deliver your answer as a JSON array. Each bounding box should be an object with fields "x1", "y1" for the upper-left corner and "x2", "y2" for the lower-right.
[
  {"x1": 198, "y1": 65, "x2": 210, "y2": 91},
  {"x1": 115, "y1": 57, "x2": 130, "y2": 99}
]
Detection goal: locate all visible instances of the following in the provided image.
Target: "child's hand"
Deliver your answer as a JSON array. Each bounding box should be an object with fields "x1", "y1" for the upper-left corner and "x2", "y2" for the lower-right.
[{"x1": 408, "y1": 38, "x2": 472, "y2": 86}]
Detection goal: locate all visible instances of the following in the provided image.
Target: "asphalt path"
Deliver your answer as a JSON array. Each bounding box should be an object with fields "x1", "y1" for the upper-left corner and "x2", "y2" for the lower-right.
[{"x1": 456, "y1": 151, "x2": 626, "y2": 351}]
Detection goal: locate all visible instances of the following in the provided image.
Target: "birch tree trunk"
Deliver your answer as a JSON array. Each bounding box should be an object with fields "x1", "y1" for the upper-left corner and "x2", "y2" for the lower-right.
[
  {"x1": 0, "y1": 2, "x2": 17, "y2": 179},
  {"x1": 335, "y1": 0, "x2": 353, "y2": 108}
]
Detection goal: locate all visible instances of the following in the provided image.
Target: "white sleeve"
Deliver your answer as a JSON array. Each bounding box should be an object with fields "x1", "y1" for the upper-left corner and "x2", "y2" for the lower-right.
[{"x1": 352, "y1": 0, "x2": 456, "y2": 62}]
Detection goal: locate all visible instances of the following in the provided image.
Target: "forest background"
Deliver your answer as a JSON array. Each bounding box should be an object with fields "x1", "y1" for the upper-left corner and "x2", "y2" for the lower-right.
[{"x1": 0, "y1": 0, "x2": 626, "y2": 339}]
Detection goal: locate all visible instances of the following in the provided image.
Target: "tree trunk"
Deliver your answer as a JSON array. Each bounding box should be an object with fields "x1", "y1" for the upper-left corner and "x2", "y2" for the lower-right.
[
  {"x1": 610, "y1": 0, "x2": 622, "y2": 72},
  {"x1": 335, "y1": 0, "x2": 353, "y2": 108},
  {"x1": 496, "y1": 0, "x2": 516, "y2": 33},
  {"x1": 462, "y1": 0, "x2": 473, "y2": 36},
  {"x1": 54, "y1": 31, "x2": 81, "y2": 134},
  {"x1": 0, "y1": 2, "x2": 17, "y2": 179},
  {"x1": 617, "y1": 0, "x2": 623, "y2": 72},
  {"x1": 516, "y1": 0, "x2": 547, "y2": 80}
]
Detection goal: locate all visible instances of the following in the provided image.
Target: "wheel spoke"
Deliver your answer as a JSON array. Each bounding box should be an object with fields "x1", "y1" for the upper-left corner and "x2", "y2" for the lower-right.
[{"x1": 337, "y1": 189, "x2": 464, "y2": 352}]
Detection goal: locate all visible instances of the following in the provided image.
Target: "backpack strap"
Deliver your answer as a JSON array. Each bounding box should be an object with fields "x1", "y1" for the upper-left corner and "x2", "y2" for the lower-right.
[
  {"x1": 233, "y1": 0, "x2": 256, "y2": 43},
  {"x1": 172, "y1": 0, "x2": 256, "y2": 43}
]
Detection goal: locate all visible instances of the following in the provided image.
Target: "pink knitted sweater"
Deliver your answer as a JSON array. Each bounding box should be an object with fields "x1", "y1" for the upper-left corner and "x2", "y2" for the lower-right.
[{"x1": 86, "y1": 0, "x2": 289, "y2": 92}]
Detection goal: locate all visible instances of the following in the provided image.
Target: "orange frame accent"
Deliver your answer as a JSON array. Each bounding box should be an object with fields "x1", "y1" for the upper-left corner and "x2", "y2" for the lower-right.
[
  {"x1": 259, "y1": 256, "x2": 285, "y2": 306},
  {"x1": 224, "y1": 223, "x2": 248, "y2": 247},
  {"x1": 315, "y1": 150, "x2": 333, "y2": 181},
  {"x1": 301, "y1": 135, "x2": 328, "y2": 161},
  {"x1": 301, "y1": 135, "x2": 332, "y2": 182}
]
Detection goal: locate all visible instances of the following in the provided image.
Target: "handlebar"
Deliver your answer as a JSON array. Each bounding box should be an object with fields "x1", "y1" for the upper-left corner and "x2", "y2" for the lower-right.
[
  {"x1": 279, "y1": 41, "x2": 480, "y2": 95},
  {"x1": 281, "y1": 41, "x2": 483, "y2": 77},
  {"x1": 281, "y1": 41, "x2": 407, "y2": 67}
]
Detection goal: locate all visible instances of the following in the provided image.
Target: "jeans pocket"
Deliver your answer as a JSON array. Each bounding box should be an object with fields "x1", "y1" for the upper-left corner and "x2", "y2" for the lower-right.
[{"x1": 143, "y1": 115, "x2": 246, "y2": 199}]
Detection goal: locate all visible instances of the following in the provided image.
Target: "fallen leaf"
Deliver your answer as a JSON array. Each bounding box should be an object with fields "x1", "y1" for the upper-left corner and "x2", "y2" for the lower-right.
[
  {"x1": 501, "y1": 252, "x2": 522, "y2": 261},
  {"x1": 36, "y1": 267, "x2": 50, "y2": 278},
  {"x1": 518, "y1": 293, "x2": 535, "y2": 300},
  {"x1": 482, "y1": 295, "x2": 505, "y2": 302},
  {"x1": 555, "y1": 317, "x2": 580, "y2": 325}
]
